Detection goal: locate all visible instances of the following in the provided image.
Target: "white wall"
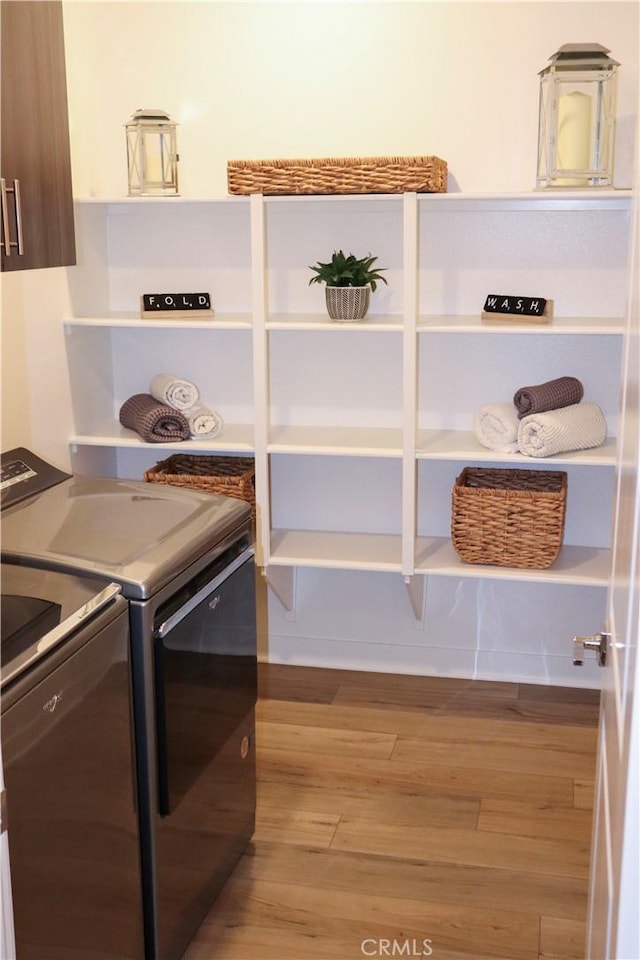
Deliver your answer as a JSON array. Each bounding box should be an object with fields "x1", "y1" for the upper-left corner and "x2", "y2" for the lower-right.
[
  {"x1": 1, "y1": 276, "x2": 32, "y2": 452},
  {"x1": 5, "y1": 1, "x2": 637, "y2": 468},
  {"x1": 62, "y1": 1, "x2": 639, "y2": 199},
  {"x1": 1, "y1": 270, "x2": 75, "y2": 470}
]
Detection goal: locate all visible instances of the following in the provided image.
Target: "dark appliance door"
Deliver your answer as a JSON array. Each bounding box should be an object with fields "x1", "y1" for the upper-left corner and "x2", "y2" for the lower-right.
[
  {"x1": 1, "y1": 602, "x2": 144, "y2": 960},
  {"x1": 152, "y1": 540, "x2": 257, "y2": 960}
]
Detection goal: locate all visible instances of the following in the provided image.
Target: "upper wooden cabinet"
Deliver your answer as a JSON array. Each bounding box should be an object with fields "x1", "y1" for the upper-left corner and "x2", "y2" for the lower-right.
[{"x1": 1, "y1": 0, "x2": 76, "y2": 271}]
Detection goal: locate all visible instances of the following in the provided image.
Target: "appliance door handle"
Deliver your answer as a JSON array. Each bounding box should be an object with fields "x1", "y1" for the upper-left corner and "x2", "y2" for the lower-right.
[
  {"x1": 153, "y1": 545, "x2": 254, "y2": 639},
  {"x1": 36, "y1": 582, "x2": 122, "y2": 655}
]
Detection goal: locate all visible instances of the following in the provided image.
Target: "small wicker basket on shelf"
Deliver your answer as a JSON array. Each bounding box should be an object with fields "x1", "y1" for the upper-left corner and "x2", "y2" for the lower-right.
[
  {"x1": 451, "y1": 467, "x2": 568, "y2": 570},
  {"x1": 144, "y1": 454, "x2": 256, "y2": 520},
  {"x1": 227, "y1": 155, "x2": 447, "y2": 196}
]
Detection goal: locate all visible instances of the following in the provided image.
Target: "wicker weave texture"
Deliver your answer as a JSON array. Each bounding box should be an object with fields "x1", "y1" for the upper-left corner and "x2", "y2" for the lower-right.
[
  {"x1": 227, "y1": 156, "x2": 447, "y2": 196},
  {"x1": 144, "y1": 454, "x2": 256, "y2": 518},
  {"x1": 451, "y1": 467, "x2": 568, "y2": 569}
]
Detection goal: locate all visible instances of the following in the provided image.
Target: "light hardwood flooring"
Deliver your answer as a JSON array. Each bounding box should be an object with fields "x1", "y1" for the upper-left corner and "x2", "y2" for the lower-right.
[{"x1": 184, "y1": 664, "x2": 600, "y2": 960}]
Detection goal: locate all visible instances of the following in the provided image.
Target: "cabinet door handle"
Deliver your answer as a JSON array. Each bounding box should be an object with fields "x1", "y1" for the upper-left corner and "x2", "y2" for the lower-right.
[
  {"x1": 12, "y1": 178, "x2": 24, "y2": 255},
  {"x1": 0, "y1": 178, "x2": 10, "y2": 256},
  {"x1": 0, "y1": 178, "x2": 24, "y2": 256}
]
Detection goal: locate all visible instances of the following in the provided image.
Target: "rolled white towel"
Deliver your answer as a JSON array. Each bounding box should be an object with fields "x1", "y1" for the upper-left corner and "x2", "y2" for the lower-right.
[
  {"x1": 150, "y1": 373, "x2": 200, "y2": 411},
  {"x1": 473, "y1": 402, "x2": 519, "y2": 453},
  {"x1": 518, "y1": 402, "x2": 607, "y2": 458},
  {"x1": 187, "y1": 405, "x2": 223, "y2": 439}
]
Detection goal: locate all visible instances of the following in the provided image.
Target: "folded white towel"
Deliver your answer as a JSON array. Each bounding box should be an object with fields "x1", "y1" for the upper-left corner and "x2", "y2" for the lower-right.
[
  {"x1": 518, "y1": 402, "x2": 607, "y2": 458},
  {"x1": 187, "y1": 405, "x2": 223, "y2": 439},
  {"x1": 149, "y1": 373, "x2": 200, "y2": 412},
  {"x1": 473, "y1": 402, "x2": 519, "y2": 453}
]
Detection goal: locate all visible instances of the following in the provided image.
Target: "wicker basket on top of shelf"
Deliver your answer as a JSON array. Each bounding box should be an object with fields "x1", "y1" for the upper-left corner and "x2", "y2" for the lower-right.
[
  {"x1": 227, "y1": 155, "x2": 447, "y2": 196},
  {"x1": 144, "y1": 453, "x2": 256, "y2": 520},
  {"x1": 451, "y1": 467, "x2": 568, "y2": 570}
]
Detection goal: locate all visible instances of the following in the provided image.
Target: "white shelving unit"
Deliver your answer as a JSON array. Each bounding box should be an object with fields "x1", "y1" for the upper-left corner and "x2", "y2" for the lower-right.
[{"x1": 65, "y1": 189, "x2": 632, "y2": 685}]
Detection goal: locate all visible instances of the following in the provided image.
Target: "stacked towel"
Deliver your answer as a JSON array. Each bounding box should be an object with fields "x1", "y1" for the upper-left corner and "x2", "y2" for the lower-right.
[
  {"x1": 119, "y1": 394, "x2": 191, "y2": 443},
  {"x1": 518, "y1": 402, "x2": 607, "y2": 458},
  {"x1": 473, "y1": 403, "x2": 519, "y2": 453},
  {"x1": 187, "y1": 406, "x2": 223, "y2": 439},
  {"x1": 150, "y1": 373, "x2": 200, "y2": 411},
  {"x1": 149, "y1": 373, "x2": 224, "y2": 439},
  {"x1": 513, "y1": 376, "x2": 584, "y2": 419}
]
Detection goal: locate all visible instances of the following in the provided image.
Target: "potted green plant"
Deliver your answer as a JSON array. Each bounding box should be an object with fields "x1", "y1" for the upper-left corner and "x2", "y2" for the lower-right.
[{"x1": 308, "y1": 249, "x2": 388, "y2": 322}]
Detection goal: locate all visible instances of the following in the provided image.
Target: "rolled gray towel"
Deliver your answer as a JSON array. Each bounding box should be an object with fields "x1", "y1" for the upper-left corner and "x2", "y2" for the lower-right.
[
  {"x1": 513, "y1": 376, "x2": 584, "y2": 419},
  {"x1": 119, "y1": 393, "x2": 191, "y2": 443}
]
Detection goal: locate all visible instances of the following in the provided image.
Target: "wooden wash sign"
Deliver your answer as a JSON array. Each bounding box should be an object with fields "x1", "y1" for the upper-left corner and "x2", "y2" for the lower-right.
[{"x1": 481, "y1": 294, "x2": 553, "y2": 324}]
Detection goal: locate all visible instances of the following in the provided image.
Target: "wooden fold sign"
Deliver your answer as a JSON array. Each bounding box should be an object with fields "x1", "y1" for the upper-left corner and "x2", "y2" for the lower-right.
[
  {"x1": 140, "y1": 293, "x2": 214, "y2": 319},
  {"x1": 481, "y1": 294, "x2": 553, "y2": 325}
]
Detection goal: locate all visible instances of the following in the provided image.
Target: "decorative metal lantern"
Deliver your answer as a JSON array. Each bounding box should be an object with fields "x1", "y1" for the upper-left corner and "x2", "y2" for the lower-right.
[
  {"x1": 126, "y1": 109, "x2": 179, "y2": 196},
  {"x1": 537, "y1": 44, "x2": 619, "y2": 188}
]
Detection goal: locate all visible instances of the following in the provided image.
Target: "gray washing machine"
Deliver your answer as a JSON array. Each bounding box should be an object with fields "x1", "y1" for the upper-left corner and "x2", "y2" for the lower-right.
[
  {"x1": 1, "y1": 448, "x2": 257, "y2": 960},
  {"x1": 1, "y1": 564, "x2": 144, "y2": 959}
]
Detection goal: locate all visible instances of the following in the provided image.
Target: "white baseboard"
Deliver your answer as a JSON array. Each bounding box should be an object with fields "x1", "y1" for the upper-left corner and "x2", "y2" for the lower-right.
[{"x1": 263, "y1": 631, "x2": 602, "y2": 689}]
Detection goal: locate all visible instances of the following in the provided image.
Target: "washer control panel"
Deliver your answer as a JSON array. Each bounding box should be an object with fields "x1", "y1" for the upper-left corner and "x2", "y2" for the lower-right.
[
  {"x1": 1, "y1": 458, "x2": 37, "y2": 490},
  {"x1": 1, "y1": 448, "x2": 71, "y2": 509}
]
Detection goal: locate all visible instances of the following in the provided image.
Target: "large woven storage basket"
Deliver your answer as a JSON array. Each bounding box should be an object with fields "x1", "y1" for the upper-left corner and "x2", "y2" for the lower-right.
[
  {"x1": 451, "y1": 467, "x2": 568, "y2": 569},
  {"x1": 227, "y1": 155, "x2": 447, "y2": 196},
  {"x1": 144, "y1": 454, "x2": 256, "y2": 519}
]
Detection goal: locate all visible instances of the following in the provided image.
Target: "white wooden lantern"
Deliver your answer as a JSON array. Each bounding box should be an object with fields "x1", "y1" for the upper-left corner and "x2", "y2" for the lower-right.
[
  {"x1": 537, "y1": 44, "x2": 619, "y2": 188},
  {"x1": 126, "y1": 109, "x2": 179, "y2": 196}
]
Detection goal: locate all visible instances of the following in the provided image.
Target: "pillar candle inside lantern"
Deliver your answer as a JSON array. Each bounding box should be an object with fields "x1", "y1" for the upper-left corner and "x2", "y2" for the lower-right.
[{"x1": 556, "y1": 91, "x2": 592, "y2": 186}]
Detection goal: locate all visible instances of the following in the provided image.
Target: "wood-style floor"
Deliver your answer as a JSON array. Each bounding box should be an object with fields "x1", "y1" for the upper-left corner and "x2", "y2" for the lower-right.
[{"x1": 184, "y1": 664, "x2": 600, "y2": 960}]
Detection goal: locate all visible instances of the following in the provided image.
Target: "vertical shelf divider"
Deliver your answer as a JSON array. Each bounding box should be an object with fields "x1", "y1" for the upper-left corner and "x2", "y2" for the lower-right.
[
  {"x1": 402, "y1": 192, "x2": 423, "y2": 618},
  {"x1": 250, "y1": 193, "x2": 271, "y2": 567}
]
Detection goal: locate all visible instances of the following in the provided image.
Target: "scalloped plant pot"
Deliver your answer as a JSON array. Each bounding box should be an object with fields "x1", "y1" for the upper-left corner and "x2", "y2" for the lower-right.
[{"x1": 325, "y1": 285, "x2": 370, "y2": 322}]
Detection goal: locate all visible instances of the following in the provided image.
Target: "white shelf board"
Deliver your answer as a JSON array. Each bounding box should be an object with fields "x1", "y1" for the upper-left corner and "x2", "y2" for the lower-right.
[
  {"x1": 266, "y1": 313, "x2": 403, "y2": 332},
  {"x1": 70, "y1": 422, "x2": 254, "y2": 452},
  {"x1": 65, "y1": 312, "x2": 253, "y2": 331},
  {"x1": 269, "y1": 529, "x2": 610, "y2": 584},
  {"x1": 415, "y1": 537, "x2": 611, "y2": 586},
  {"x1": 73, "y1": 190, "x2": 631, "y2": 212},
  {"x1": 65, "y1": 313, "x2": 623, "y2": 335},
  {"x1": 416, "y1": 315, "x2": 625, "y2": 335},
  {"x1": 74, "y1": 196, "x2": 249, "y2": 207},
  {"x1": 269, "y1": 529, "x2": 403, "y2": 572},
  {"x1": 268, "y1": 425, "x2": 403, "y2": 456},
  {"x1": 263, "y1": 195, "x2": 404, "y2": 212},
  {"x1": 416, "y1": 430, "x2": 618, "y2": 466},
  {"x1": 417, "y1": 189, "x2": 632, "y2": 212}
]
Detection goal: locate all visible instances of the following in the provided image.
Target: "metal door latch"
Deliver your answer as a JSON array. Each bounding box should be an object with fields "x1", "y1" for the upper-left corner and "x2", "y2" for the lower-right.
[{"x1": 573, "y1": 632, "x2": 610, "y2": 667}]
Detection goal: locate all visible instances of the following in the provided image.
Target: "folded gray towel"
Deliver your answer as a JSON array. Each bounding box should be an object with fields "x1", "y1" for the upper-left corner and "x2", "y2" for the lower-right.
[
  {"x1": 119, "y1": 393, "x2": 191, "y2": 443},
  {"x1": 513, "y1": 376, "x2": 584, "y2": 419}
]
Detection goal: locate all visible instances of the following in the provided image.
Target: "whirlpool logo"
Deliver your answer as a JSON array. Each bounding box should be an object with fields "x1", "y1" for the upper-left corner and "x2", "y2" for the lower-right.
[
  {"x1": 42, "y1": 691, "x2": 63, "y2": 714},
  {"x1": 361, "y1": 939, "x2": 433, "y2": 957}
]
